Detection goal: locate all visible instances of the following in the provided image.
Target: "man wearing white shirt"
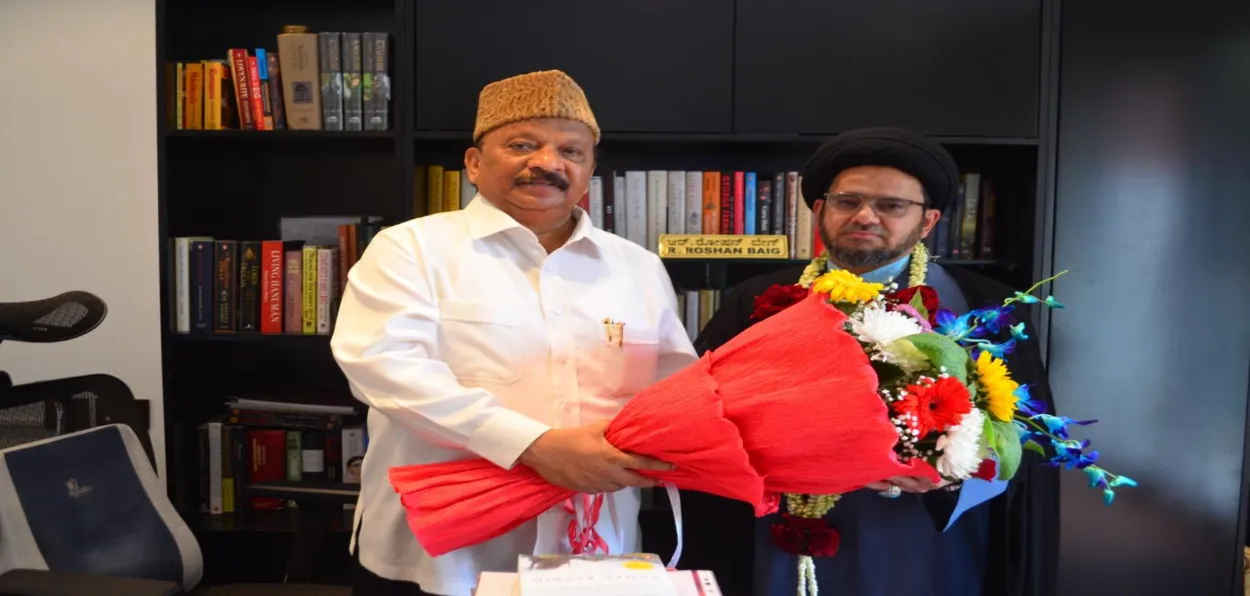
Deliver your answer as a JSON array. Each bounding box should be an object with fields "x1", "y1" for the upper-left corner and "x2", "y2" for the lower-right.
[{"x1": 330, "y1": 69, "x2": 698, "y2": 596}]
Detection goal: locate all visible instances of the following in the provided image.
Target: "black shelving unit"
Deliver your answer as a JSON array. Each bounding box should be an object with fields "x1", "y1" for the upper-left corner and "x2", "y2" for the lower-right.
[{"x1": 156, "y1": 0, "x2": 1059, "y2": 583}]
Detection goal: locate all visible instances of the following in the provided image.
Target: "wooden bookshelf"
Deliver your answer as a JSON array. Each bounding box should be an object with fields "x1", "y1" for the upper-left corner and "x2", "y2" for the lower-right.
[{"x1": 155, "y1": 0, "x2": 1059, "y2": 584}]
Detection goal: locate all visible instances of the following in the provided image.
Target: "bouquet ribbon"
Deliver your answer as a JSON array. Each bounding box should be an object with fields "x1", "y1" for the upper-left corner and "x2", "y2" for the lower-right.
[{"x1": 560, "y1": 483, "x2": 684, "y2": 569}]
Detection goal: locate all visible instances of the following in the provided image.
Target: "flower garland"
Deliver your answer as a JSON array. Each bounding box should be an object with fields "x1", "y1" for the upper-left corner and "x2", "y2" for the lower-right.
[{"x1": 773, "y1": 243, "x2": 930, "y2": 596}]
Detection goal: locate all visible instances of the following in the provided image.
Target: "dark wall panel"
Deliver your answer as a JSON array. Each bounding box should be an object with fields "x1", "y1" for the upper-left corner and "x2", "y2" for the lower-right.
[
  {"x1": 413, "y1": 0, "x2": 734, "y2": 134},
  {"x1": 734, "y1": 0, "x2": 1042, "y2": 137},
  {"x1": 1050, "y1": 1, "x2": 1250, "y2": 594}
]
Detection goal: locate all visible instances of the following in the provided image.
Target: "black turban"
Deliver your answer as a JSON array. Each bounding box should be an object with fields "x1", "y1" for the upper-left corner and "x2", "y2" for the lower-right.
[{"x1": 800, "y1": 127, "x2": 959, "y2": 212}]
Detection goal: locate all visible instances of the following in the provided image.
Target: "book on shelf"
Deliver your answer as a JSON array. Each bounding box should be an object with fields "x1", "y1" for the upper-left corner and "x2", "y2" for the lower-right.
[
  {"x1": 927, "y1": 172, "x2": 998, "y2": 261},
  {"x1": 166, "y1": 27, "x2": 390, "y2": 132},
  {"x1": 198, "y1": 398, "x2": 369, "y2": 516},
  {"x1": 168, "y1": 215, "x2": 384, "y2": 335}
]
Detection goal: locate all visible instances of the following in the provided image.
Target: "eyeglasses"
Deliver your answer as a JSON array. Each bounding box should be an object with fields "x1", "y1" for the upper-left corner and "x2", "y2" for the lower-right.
[{"x1": 822, "y1": 192, "x2": 926, "y2": 219}]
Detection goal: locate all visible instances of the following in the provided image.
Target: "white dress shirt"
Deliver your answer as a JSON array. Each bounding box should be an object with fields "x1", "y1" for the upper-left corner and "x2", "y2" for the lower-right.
[{"x1": 330, "y1": 194, "x2": 698, "y2": 596}]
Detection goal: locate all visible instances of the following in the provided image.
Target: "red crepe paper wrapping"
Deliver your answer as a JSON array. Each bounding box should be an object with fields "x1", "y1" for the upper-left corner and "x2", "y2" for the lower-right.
[
  {"x1": 389, "y1": 291, "x2": 935, "y2": 557},
  {"x1": 712, "y1": 292, "x2": 942, "y2": 497}
]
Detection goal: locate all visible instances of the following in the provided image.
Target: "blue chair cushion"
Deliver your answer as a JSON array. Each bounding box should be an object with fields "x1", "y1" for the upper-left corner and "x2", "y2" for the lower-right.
[{"x1": 4, "y1": 425, "x2": 185, "y2": 584}]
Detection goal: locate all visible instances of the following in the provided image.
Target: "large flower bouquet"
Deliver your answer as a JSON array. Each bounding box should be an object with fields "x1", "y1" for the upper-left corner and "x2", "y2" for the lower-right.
[{"x1": 758, "y1": 250, "x2": 1136, "y2": 595}]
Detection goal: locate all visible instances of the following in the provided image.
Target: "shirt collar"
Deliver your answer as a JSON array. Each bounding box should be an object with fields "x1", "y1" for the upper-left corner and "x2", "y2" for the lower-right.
[
  {"x1": 826, "y1": 252, "x2": 911, "y2": 285},
  {"x1": 464, "y1": 193, "x2": 602, "y2": 248}
]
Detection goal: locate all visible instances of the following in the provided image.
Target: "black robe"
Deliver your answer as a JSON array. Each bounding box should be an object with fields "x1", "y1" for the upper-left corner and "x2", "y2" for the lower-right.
[{"x1": 660, "y1": 264, "x2": 1060, "y2": 596}]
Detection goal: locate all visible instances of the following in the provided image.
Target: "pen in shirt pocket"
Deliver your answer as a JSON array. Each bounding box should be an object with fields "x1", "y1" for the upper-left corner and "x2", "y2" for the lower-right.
[{"x1": 602, "y1": 317, "x2": 625, "y2": 347}]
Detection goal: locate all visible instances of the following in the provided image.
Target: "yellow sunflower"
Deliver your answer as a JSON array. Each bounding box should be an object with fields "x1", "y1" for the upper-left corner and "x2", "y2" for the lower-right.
[
  {"x1": 810, "y1": 270, "x2": 883, "y2": 304},
  {"x1": 976, "y1": 350, "x2": 1020, "y2": 421}
]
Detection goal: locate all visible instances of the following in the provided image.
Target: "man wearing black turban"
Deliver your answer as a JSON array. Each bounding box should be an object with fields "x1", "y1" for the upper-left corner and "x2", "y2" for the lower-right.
[{"x1": 665, "y1": 127, "x2": 1059, "y2": 596}]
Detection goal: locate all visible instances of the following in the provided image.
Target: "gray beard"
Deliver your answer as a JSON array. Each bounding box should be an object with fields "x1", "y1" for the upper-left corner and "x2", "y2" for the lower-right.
[{"x1": 822, "y1": 221, "x2": 925, "y2": 271}]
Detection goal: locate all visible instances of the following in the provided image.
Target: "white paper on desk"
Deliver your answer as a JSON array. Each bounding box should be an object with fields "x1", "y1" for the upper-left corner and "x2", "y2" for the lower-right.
[{"x1": 517, "y1": 557, "x2": 677, "y2": 596}]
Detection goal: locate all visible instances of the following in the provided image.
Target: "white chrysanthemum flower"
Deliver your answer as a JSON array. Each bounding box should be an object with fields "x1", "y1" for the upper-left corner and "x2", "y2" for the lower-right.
[
  {"x1": 851, "y1": 305, "x2": 924, "y2": 348},
  {"x1": 936, "y1": 408, "x2": 985, "y2": 479}
]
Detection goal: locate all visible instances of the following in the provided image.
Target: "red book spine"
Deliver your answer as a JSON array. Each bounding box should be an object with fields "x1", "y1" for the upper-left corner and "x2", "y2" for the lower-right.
[
  {"x1": 733, "y1": 171, "x2": 745, "y2": 235},
  {"x1": 245, "y1": 56, "x2": 267, "y2": 130},
  {"x1": 248, "y1": 429, "x2": 286, "y2": 510},
  {"x1": 260, "y1": 240, "x2": 283, "y2": 334},
  {"x1": 719, "y1": 173, "x2": 732, "y2": 234},
  {"x1": 228, "y1": 49, "x2": 254, "y2": 130}
]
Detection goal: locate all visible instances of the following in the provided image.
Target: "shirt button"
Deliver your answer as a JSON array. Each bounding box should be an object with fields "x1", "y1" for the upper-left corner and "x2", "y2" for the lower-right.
[
  {"x1": 556, "y1": 355, "x2": 568, "y2": 365},
  {"x1": 551, "y1": 307, "x2": 563, "y2": 316}
]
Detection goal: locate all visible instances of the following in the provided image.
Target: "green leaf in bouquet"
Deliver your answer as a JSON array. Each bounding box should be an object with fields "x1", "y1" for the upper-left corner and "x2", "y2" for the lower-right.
[
  {"x1": 909, "y1": 292, "x2": 930, "y2": 320},
  {"x1": 902, "y1": 333, "x2": 969, "y2": 383},
  {"x1": 882, "y1": 338, "x2": 930, "y2": 374},
  {"x1": 1023, "y1": 441, "x2": 1047, "y2": 457},
  {"x1": 871, "y1": 359, "x2": 906, "y2": 385},
  {"x1": 991, "y1": 419, "x2": 1022, "y2": 480},
  {"x1": 833, "y1": 302, "x2": 859, "y2": 317},
  {"x1": 978, "y1": 412, "x2": 997, "y2": 459}
]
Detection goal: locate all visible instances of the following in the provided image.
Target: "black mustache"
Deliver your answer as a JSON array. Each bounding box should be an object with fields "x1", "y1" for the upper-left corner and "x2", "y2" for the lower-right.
[{"x1": 516, "y1": 171, "x2": 570, "y2": 191}]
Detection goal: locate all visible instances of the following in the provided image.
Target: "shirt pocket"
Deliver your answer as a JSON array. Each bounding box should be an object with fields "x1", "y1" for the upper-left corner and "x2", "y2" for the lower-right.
[
  {"x1": 437, "y1": 300, "x2": 523, "y2": 386},
  {"x1": 598, "y1": 324, "x2": 661, "y2": 398}
]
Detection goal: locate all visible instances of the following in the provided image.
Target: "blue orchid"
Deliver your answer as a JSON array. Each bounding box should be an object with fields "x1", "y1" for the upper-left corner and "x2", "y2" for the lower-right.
[
  {"x1": 1009, "y1": 322, "x2": 1030, "y2": 341},
  {"x1": 1096, "y1": 470, "x2": 1137, "y2": 504},
  {"x1": 972, "y1": 305, "x2": 1014, "y2": 335},
  {"x1": 934, "y1": 308, "x2": 977, "y2": 341},
  {"x1": 1010, "y1": 291, "x2": 1040, "y2": 304},
  {"x1": 970, "y1": 338, "x2": 1017, "y2": 361},
  {"x1": 1043, "y1": 296, "x2": 1065, "y2": 309},
  {"x1": 1048, "y1": 438, "x2": 1099, "y2": 470},
  {"x1": 1084, "y1": 466, "x2": 1109, "y2": 488},
  {"x1": 1032, "y1": 413, "x2": 1097, "y2": 439},
  {"x1": 1110, "y1": 475, "x2": 1137, "y2": 488},
  {"x1": 1013, "y1": 384, "x2": 1046, "y2": 417}
]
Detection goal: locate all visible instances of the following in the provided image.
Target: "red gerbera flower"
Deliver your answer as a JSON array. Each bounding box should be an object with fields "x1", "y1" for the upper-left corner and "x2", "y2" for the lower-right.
[
  {"x1": 890, "y1": 376, "x2": 972, "y2": 438},
  {"x1": 750, "y1": 284, "x2": 810, "y2": 321}
]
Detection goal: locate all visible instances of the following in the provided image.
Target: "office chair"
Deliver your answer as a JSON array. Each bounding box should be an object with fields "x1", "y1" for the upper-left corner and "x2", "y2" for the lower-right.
[
  {"x1": 0, "y1": 292, "x2": 149, "y2": 454},
  {"x1": 0, "y1": 292, "x2": 353, "y2": 594},
  {"x1": 0, "y1": 290, "x2": 106, "y2": 393},
  {"x1": 0, "y1": 423, "x2": 358, "y2": 595}
]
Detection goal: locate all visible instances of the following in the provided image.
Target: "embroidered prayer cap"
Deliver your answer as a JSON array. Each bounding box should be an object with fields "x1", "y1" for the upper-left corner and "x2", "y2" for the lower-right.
[
  {"x1": 800, "y1": 126, "x2": 960, "y2": 212},
  {"x1": 472, "y1": 69, "x2": 601, "y2": 145}
]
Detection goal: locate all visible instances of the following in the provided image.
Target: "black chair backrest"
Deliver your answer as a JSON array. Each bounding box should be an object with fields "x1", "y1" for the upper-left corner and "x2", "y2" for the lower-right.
[
  {"x1": 0, "y1": 374, "x2": 154, "y2": 471},
  {"x1": 0, "y1": 291, "x2": 107, "y2": 344}
]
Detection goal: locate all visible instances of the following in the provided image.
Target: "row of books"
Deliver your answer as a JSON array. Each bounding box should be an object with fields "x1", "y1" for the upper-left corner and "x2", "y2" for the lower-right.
[
  {"x1": 415, "y1": 165, "x2": 999, "y2": 262},
  {"x1": 414, "y1": 166, "x2": 823, "y2": 259},
  {"x1": 199, "y1": 398, "x2": 367, "y2": 515},
  {"x1": 676, "y1": 288, "x2": 723, "y2": 343},
  {"x1": 168, "y1": 216, "x2": 383, "y2": 335},
  {"x1": 168, "y1": 28, "x2": 390, "y2": 132}
]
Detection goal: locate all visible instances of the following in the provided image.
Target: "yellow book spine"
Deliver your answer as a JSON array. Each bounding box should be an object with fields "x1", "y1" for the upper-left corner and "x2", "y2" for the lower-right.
[
  {"x1": 175, "y1": 62, "x2": 185, "y2": 129},
  {"x1": 183, "y1": 62, "x2": 204, "y2": 130},
  {"x1": 301, "y1": 246, "x2": 318, "y2": 334},
  {"x1": 426, "y1": 165, "x2": 444, "y2": 215},
  {"x1": 203, "y1": 61, "x2": 226, "y2": 130},
  {"x1": 443, "y1": 170, "x2": 460, "y2": 212}
]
